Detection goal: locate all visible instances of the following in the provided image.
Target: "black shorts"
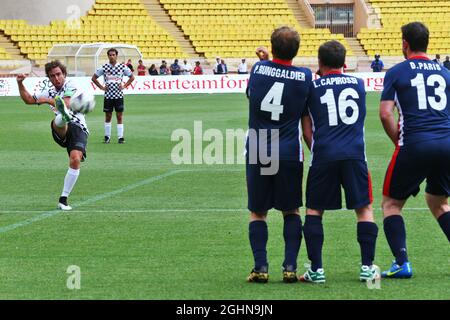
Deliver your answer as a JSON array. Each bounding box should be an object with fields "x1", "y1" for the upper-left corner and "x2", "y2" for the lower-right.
[
  {"x1": 246, "y1": 160, "x2": 303, "y2": 212},
  {"x1": 104, "y1": 98, "x2": 124, "y2": 113},
  {"x1": 383, "y1": 138, "x2": 450, "y2": 200},
  {"x1": 306, "y1": 160, "x2": 373, "y2": 210},
  {"x1": 51, "y1": 121, "x2": 88, "y2": 160}
]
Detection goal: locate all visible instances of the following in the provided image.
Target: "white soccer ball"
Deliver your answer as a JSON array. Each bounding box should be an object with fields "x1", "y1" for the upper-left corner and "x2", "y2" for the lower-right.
[{"x1": 70, "y1": 92, "x2": 96, "y2": 114}]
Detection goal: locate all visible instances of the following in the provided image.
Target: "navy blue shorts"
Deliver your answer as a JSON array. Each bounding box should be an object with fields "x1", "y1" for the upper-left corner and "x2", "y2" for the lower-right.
[
  {"x1": 306, "y1": 160, "x2": 373, "y2": 210},
  {"x1": 246, "y1": 160, "x2": 303, "y2": 212},
  {"x1": 383, "y1": 138, "x2": 450, "y2": 200}
]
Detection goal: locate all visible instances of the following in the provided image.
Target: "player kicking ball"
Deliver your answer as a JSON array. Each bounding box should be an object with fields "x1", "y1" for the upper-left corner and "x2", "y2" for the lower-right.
[
  {"x1": 379, "y1": 22, "x2": 450, "y2": 279},
  {"x1": 17, "y1": 60, "x2": 90, "y2": 211},
  {"x1": 300, "y1": 41, "x2": 379, "y2": 283}
]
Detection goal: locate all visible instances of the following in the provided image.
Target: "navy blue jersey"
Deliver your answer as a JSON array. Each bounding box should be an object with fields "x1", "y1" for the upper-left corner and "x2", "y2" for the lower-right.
[
  {"x1": 306, "y1": 73, "x2": 367, "y2": 165},
  {"x1": 381, "y1": 57, "x2": 450, "y2": 146},
  {"x1": 246, "y1": 60, "x2": 312, "y2": 161}
]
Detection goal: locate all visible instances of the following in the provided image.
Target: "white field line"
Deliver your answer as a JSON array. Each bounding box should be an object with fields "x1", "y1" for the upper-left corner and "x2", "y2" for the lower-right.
[
  {"x1": 0, "y1": 168, "x2": 245, "y2": 234},
  {"x1": 0, "y1": 208, "x2": 431, "y2": 214}
]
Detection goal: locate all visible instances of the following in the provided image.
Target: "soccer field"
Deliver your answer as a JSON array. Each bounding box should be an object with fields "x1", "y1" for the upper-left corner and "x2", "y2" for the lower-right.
[{"x1": 0, "y1": 92, "x2": 448, "y2": 300}]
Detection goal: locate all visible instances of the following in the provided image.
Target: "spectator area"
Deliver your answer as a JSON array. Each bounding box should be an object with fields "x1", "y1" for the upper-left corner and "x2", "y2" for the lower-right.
[
  {"x1": 358, "y1": 0, "x2": 450, "y2": 56},
  {"x1": 0, "y1": 0, "x2": 186, "y2": 66},
  {"x1": 160, "y1": 0, "x2": 353, "y2": 58}
]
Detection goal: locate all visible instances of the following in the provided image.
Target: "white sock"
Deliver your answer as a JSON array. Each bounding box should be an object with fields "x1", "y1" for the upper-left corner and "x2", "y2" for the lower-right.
[
  {"x1": 61, "y1": 168, "x2": 80, "y2": 198},
  {"x1": 55, "y1": 114, "x2": 66, "y2": 128},
  {"x1": 117, "y1": 124, "x2": 124, "y2": 139},
  {"x1": 105, "y1": 122, "x2": 112, "y2": 137}
]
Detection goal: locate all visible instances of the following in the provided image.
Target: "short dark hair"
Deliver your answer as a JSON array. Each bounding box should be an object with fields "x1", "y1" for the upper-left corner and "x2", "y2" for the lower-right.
[
  {"x1": 318, "y1": 40, "x2": 346, "y2": 69},
  {"x1": 401, "y1": 22, "x2": 429, "y2": 52},
  {"x1": 271, "y1": 26, "x2": 300, "y2": 60},
  {"x1": 107, "y1": 48, "x2": 118, "y2": 56},
  {"x1": 45, "y1": 60, "x2": 67, "y2": 77}
]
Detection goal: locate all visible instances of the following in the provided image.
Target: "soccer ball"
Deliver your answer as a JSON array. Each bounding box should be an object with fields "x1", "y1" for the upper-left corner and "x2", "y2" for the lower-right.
[{"x1": 70, "y1": 92, "x2": 96, "y2": 114}]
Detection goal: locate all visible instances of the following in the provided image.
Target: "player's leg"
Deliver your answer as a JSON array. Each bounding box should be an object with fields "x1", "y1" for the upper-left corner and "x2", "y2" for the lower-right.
[
  {"x1": 58, "y1": 150, "x2": 83, "y2": 210},
  {"x1": 274, "y1": 160, "x2": 303, "y2": 282},
  {"x1": 281, "y1": 209, "x2": 301, "y2": 283},
  {"x1": 247, "y1": 211, "x2": 269, "y2": 283},
  {"x1": 424, "y1": 145, "x2": 450, "y2": 242},
  {"x1": 58, "y1": 124, "x2": 87, "y2": 211},
  {"x1": 299, "y1": 208, "x2": 326, "y2": 283},
  {"x1": 115, "y1": 98, "x2": 125, "y2": 143},
  {"x1": 381, "y1": 196, "x2": 412, "y2": 278},
  {"x1": 116, "y1": 112, "x2": 124, "y2": 143},
  {"x1": 52, "y1": 95, "x2": 73, "y2": 139},
  {"x1": 425, "y1": 193, "x2": 450, "y2": 242},
  {"x1": 381, "y1": 146, "x2": 424, "y2": 278},
  {"x1": 355, "y1": 205, "x2": 379, "y2": 281},
  {"x1": 246, "y1": 161, "x2": 272, "y2": 283},
  {"x1": 300, "y1": 162, "x2": 340, "y2": 283},
  {"x1": 104, "y1": 98, "x2": 113, "y2": 143},
  {"x1": 104, "y1": 112, "x2": 112, "y2": 143},
  {"x1": 51, "y1": 116, "x2": 68, "y2": 140},
  {"x1": 342, "y1": 160, "x2": 379, "y2": 280}
]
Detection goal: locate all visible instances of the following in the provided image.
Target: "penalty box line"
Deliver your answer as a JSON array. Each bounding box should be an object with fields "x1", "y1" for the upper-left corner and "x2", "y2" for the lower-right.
[{"x1": 0, "y1": 168, "x2": 244, "y2": 234}]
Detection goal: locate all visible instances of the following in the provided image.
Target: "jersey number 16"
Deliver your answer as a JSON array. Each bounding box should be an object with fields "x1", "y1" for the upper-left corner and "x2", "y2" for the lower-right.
[{"x1": 320, "y1": 88, "x2": 360, "y2": 126}]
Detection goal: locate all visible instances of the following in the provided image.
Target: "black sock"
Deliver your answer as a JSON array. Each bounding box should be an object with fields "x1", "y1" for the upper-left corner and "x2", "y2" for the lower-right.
[
  {"x1": 383, "y1": 215, "x2": 408, "y2": 265},
  {"x1": 357, "y1": 221, "x2": 378, "y2": 266},
  {"x1": 59, "y1": 196, "x2": 68, "y2": 205},
  {"x1": 438, "y1": 212, "x2": 450, "y2": 242},
  {"x1": 282, "y1": 214, "x2": 302, "y2": 271},
  {"x1": 249, "y1": 220, "x2": 268, "y2": 271},
  {"x1": 303, "y1": 215, "x2": 324, "y2": 272}
]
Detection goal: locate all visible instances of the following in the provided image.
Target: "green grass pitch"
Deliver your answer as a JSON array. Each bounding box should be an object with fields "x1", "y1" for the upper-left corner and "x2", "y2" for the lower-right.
[{"x1": 0, "y1": 92, "x2": 448, "y2": 300}]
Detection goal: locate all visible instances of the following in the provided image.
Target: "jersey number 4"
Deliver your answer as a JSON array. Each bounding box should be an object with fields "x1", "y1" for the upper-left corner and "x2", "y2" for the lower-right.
[
  {"x1": 261, "y1": 82, "x2": 284, "y2": 121},
  {"x1": 411, "y1": 73, "x2": 447, "y2": 111},
  {"x1": 320, "y1": 88, "x2": 359, "y2": 126}
]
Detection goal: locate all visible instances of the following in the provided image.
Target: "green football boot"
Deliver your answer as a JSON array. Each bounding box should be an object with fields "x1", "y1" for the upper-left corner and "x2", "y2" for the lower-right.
[
  {"x1": 55, "y1": 95, "x2": 72, "y2": 123},
  {"x1": 299, "y1": 268, "x2": 326, "y2": 284},
  {"x1": 360, "y1": 264, "x2": 380, "y2": 282}
]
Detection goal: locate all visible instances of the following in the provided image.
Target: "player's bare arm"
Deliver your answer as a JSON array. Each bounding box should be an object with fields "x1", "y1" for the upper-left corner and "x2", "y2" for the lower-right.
[
  {"x1": 17, "y1": 74, "x2": 37, "y2": 105},
  {"x1": 301, "y1": 115, "x2": 313, "y2": 150},
  {"x1": 121, "y1": 74, "x2": 135, "y2": 90},
  {"x1": 17, "y1": 74, "x2": 54, "y2": 106},
  {"x1": 379, "y1": 100, "x2": 399, "y2": 145},
  {"x1": 91, "y1": 74, "x2": 106, "y2": 91}
]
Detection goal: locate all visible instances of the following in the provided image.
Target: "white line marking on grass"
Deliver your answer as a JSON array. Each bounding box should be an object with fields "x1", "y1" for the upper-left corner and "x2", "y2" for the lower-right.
[
  {"x1": 0, "y1": 209, "x2": 246, "y2": 214},
  {"x1": 0, "y1": 208, "x2": 432, "y2": 215},
  {"x1": 0, "y1": 170, "x2": 182, "y2": 234},
  {"x1": 0, "y1": 168, "x2": 245, "y2": 234}
]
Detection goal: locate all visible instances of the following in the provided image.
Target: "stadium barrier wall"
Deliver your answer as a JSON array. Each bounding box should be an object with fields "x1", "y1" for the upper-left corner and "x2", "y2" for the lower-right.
[{"x1": 0, "y1": 73, "x2": 386, "y2": 97}]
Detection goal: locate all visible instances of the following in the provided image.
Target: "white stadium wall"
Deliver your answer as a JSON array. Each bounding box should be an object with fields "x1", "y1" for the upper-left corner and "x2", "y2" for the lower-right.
[
  {"x1": 0, "y1": 73, "x2": 386, "y2": 97},
  {"x1": 0, "y1": 0, "x2": 95, "y2": 25}
]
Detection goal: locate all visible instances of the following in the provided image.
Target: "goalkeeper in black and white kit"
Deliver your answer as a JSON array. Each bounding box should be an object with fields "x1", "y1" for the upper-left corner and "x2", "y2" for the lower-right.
[{"x1": 16, "y1": 60, "x2": 89, "y2": 211}]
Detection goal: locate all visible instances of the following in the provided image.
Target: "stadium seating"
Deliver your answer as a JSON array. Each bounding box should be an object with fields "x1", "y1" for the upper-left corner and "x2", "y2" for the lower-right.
[
  {"x1": 160, "y1": 0, "x2": 353, "y2": 58},
  {"x1": 0, "y1": 0, "x2": 186, "y2": 65},
  {"x1": 358, "y1": 0, "x2": 450, "y2": 56},
  {"x1": 0, "y1": 47, "x2": 12, "y2": 60}
]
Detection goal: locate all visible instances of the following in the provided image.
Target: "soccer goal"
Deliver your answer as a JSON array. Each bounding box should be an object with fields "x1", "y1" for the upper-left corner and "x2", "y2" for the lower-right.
[{"x1": 47, "y1": 43, "x2": 142, "y2": 76}]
